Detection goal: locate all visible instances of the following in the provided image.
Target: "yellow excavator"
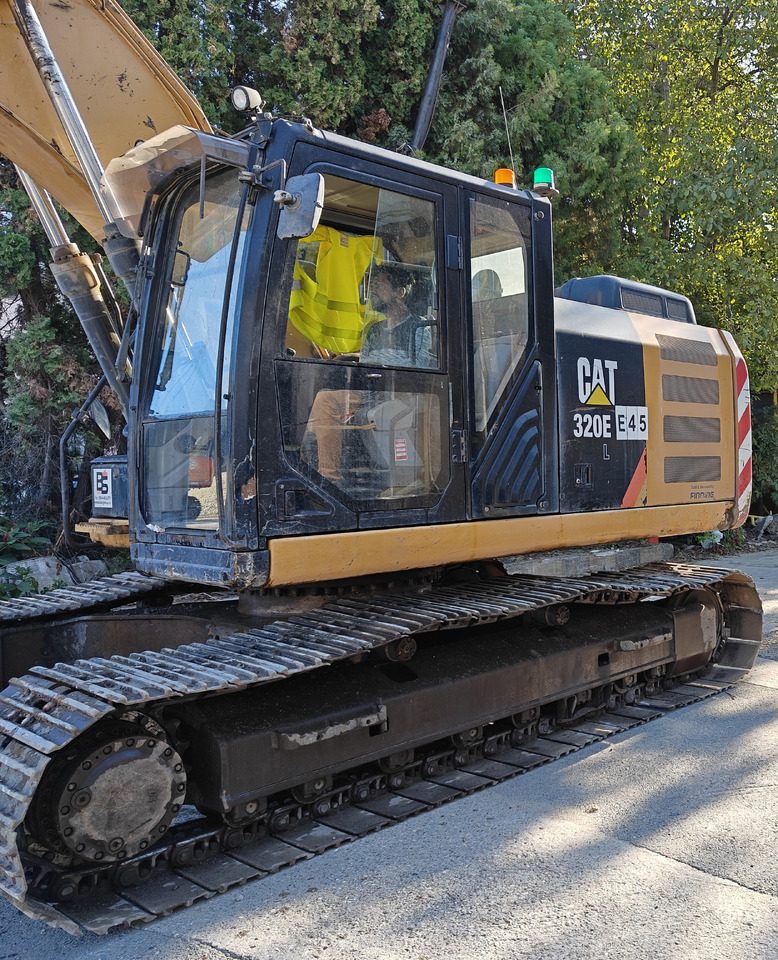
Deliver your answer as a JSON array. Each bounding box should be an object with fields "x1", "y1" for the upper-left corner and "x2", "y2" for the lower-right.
[{"x1": 0, "y1": 0, "x2": 762, "y2": 933}]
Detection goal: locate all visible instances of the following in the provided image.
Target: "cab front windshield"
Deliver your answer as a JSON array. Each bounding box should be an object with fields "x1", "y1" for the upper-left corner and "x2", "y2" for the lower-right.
[{"x1": 142, "y1": 168, "x2": 247, "y2": 530}]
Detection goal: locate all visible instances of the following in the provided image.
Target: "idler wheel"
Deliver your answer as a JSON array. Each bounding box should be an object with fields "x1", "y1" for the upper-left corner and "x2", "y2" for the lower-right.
[{"x1": 28, "y1": 719, "x2": 186, "y2": 864}]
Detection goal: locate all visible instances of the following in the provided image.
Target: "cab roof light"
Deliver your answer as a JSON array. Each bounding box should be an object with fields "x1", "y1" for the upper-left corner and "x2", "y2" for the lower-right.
[
  {"x1": 533, "y1": 167, "x2": 559, "y2": 198},
  {"x1": 230, "y1": 86, "x2": 265, "y2": 116},
  {"x1": 494, "y1": 168, "x2": 516, "y2": 189}
]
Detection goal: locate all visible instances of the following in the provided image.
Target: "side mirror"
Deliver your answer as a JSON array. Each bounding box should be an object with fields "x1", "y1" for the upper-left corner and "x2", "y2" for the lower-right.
[
  {"x1": 89, "y1": 398, "x2": 111, "y2": 439},
  {"x1": 275, "y1": 174, "x2": 324, "y2": 239}
]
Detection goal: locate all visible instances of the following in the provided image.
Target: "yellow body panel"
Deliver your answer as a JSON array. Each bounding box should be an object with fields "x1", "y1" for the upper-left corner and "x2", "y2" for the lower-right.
[
  {"x1": 266, "y1": 502, "x2": 733, "y2": 587},
  {"x1": 0, "y1": 0, "x2": 209, "y2": 240},
  {"x1": 631, "y1": 313, "x2": 736, "y2": 507}
]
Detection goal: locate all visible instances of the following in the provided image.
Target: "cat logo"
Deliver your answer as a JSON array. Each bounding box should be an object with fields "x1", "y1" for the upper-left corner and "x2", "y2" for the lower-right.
[{"x1": 577, "y1": 357, "x2": 618, "y2": 406}]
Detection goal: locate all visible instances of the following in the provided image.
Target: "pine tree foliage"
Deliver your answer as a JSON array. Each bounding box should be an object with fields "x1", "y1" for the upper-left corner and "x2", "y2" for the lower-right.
[
  {"x1": 423, "y1": 0, "x2": 640, "y2": 279},
  {"x1": 120, "y1": 0, "x2": 440, "y2": 135},
  {"x1": 0, "y1": 159, "x2": 104, "y2": 522}
]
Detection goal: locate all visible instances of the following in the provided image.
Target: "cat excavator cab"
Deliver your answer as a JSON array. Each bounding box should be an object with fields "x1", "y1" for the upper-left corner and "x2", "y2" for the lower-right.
[{"x1": 83, "y1": 119, "x2": 754, "y2": 591}]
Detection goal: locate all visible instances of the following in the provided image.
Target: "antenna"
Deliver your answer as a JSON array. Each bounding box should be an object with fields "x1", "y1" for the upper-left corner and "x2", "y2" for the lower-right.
[{"x1": 499, "y1": 86, "x2": 516, "y2": 179}]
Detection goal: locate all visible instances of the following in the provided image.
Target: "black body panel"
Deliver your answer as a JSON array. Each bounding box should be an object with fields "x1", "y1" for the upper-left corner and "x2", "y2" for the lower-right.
[
  {"x1": 471, "y1": 361, "x2": 544, "y2": 516},
  {"x1": 555, "y1": 299, "x2": 647, "y2": 512}
]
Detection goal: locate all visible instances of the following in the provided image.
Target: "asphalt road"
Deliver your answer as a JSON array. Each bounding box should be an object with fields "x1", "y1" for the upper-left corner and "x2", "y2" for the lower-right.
[{"x1": 3, "y1": 548, "x2": 778, "y2": 960}]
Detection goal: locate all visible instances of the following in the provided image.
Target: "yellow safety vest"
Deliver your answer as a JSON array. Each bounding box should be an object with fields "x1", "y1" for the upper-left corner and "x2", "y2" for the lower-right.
[{"x1": 288, "y1": 225, "x2": 382, "y2": 353}]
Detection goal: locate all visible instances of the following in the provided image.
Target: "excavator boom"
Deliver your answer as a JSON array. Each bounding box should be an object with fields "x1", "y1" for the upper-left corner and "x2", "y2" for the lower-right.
[{"x1": 0, "y1": 0, "x2": 209, "y2": 240}]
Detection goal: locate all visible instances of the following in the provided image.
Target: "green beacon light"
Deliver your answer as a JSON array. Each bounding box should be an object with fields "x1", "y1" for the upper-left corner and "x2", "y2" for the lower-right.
[{"x1": 533, "y1": 167, "x2": 559, "y2": 198}]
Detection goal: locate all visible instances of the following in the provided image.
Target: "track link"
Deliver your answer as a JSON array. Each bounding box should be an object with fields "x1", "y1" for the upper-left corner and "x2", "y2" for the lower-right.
[
  {"x1": 0, "y1": 562, "x2": 762, "y2": 933},
  {"x1": 0, "y1": 572, "x2": 170, "y2": 623}
]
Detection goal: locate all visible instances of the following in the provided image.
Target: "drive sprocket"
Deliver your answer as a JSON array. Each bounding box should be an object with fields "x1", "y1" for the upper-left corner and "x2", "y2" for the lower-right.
[{"x1": 27, "y1": 717, "x2": 186, "y2": 864}]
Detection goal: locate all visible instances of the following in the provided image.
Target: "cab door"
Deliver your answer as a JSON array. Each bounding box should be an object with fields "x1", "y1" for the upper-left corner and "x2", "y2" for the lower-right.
[
  {"x1": 465, "y1": 188, "x2": 558, "y2": 518},
  {"x1": 258, "y1": 142, "x2": 467, "y2": 538}
]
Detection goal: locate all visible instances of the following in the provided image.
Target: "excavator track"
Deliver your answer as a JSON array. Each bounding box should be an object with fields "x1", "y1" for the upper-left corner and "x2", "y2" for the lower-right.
[
  {"x1": 0, "y1": 562, "x2": 761, "y2": 933},
  {"x1": 0, "y1": 571, "x2": 170, "y2": 623}
]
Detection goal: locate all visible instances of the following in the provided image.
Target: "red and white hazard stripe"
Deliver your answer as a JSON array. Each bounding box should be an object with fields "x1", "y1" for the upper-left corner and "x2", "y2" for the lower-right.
[{"x1": 721, "y1": 331, "x2": 752, "y2": 525}]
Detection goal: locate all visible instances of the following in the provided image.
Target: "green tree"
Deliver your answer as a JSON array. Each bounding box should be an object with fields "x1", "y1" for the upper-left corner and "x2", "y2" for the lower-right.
[
  {"x1": 411, "y1": 0, "x2": 641, "y2": 280},
  {"x1": 122, "y1": 0, "x2": 441, "y2": 135},
  {"x1": 571, "y1": 0, "x2": 778, "y2": 391},
  {"x1": 120, "y1": 0, "x2": 239, "y2": 128},
  {"x1": 0, "y1": 160, "x2": 101, "y2": 521}
]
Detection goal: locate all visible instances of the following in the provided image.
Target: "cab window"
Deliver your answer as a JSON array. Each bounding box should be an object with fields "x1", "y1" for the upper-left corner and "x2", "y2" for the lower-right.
[
  {"x1": 142, "y1": 169, "x2": 248, "y2": 529},
  {"x1": 278, "y1": 175, "x2": 448, "y2": 505},
  {"x1": 469, "y1": 195, "x2": 531, "y2": 432},
  {"x1": 284, "y1": 175, "x2": 439, "y2": 370}
]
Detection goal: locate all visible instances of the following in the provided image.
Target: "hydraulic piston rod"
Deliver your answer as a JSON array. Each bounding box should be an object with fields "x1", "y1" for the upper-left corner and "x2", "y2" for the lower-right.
[
  {"x1": 14, "y1": 168, "x2": 69, "y2": 247},
  {"x1": 14, "y1": 166, "x2": 130, "y2": 416}
]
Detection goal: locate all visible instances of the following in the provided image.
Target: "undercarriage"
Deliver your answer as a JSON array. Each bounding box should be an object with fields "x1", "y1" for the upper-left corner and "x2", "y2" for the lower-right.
[{"x1": 0, "y1": 562, "x2": 762, "y2": 933}]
